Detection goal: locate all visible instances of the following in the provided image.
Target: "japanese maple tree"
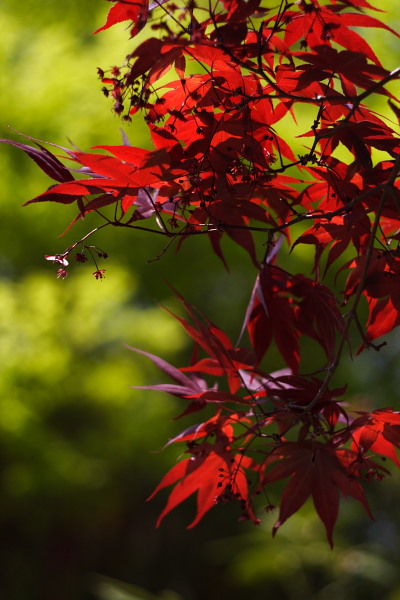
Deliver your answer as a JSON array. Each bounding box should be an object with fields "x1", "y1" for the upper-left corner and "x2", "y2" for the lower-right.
[{"x1": 3, "y1": 0, "x2": 400, "y2": 546}]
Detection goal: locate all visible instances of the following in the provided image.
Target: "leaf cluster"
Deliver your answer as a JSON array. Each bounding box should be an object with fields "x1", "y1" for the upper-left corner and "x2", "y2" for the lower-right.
[{"x1": 3, "y1": 0, "x2": 400, "y2": 545}]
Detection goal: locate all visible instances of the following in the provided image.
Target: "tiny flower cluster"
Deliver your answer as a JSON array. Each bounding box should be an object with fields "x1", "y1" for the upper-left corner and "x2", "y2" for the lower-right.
[
  {"x1": 93, "y1": 269, "x2": 106, "y2": 279},
  {"x1": 45, "y1": 246, "x2": 108, "y2": 279}
]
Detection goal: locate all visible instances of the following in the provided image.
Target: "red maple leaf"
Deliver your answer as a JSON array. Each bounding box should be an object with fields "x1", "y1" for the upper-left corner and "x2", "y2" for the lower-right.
[
  {"x1": 351, "y1": 409, "x2": 400, "y2": 466},
  {"x1": 95, "y1": 0, "x2": 149, "y2": 37},
  {"x1": 263, "y1": 441, "x2": 373, "y2": 547},
  {"x1": 148, "y1": 419, "x2": 259, "y2": 527}
]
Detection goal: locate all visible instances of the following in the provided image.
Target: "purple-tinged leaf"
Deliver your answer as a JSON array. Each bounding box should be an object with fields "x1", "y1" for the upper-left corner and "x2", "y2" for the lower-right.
[
  {"x1": 0, "y1": 139, "x2": 74, "y2": 183},
  {"x1": 126, "y1": 345, "x2": 196, "y2": 387},
  {"x1": 130, "y1": 383, "x2": 199, "y2": 396}
]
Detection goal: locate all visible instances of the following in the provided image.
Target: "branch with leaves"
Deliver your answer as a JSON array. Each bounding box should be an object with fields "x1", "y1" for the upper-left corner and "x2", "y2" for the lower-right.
[{"x1": 2, "y1": 0, "x2": 400, "y2": 546}]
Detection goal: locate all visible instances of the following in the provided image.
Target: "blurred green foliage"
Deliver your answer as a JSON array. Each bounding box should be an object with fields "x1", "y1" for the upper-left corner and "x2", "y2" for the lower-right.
[{"x1": 1, "y1": 1, "x2": 400, "y2": 599}]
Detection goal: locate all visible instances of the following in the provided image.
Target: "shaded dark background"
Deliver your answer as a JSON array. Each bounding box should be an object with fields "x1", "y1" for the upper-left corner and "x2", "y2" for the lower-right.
[{"x1": 1, "y1": 1, "x2": 400, "y2": 599}]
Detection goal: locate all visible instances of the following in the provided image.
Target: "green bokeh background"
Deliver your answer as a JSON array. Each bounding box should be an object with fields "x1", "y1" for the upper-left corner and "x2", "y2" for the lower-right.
[{"x1": 1, "y1": 1, "x2": 400, "y2": 599}]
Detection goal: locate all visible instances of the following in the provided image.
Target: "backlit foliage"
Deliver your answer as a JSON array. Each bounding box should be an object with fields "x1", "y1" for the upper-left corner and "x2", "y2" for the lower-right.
[{"x1": 2, "y1": 0, "x2": 400, "y2": 546}]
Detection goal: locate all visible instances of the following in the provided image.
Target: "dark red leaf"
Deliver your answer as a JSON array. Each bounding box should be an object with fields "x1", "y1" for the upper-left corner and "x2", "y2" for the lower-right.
[{"x1": 0, "y1": 139, "x2": 74, "y2": 183}]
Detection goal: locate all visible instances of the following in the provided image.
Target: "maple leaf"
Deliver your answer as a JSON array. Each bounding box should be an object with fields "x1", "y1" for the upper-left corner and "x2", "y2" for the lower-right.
[
  {"x1": 95, "y1": 0, "x2": 149, "y2": 37},
  {"x1": 283, "y1": 1, "x2": 399, "y2": 66},
  {"x1": 162, "y1": 291, "x2": 256, "y2": 395},
  {"x1": 148, "y1": 427, "x2": 259, "y2": 527},
  {"x1": 345, "y1": 250, "x2": 400, "y2": 349},
  {"x1": 292, "y1": 205, "x2": 371, "y2": 275},
  {"x1": 263, "y1": 441, "x2": 373, "y2": 547},
  {"x1": 297, "y1": 46, "x2": 391, "y2": 94},
  {"x1": 291, "y1": 275, "x2": 345, "y2": 363},
  {"x1": 245, "y1": 265, "x2": 301, "y2": 372},
  {"x1": 127, "y1": 346, "x2": 251, "y2": 417},
  {"x1": 0, "y1": 138, "x2": 74, "y2": 183},
  {"x1": 351, "y1": 409, "x2": 400, "y2": 466}
]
